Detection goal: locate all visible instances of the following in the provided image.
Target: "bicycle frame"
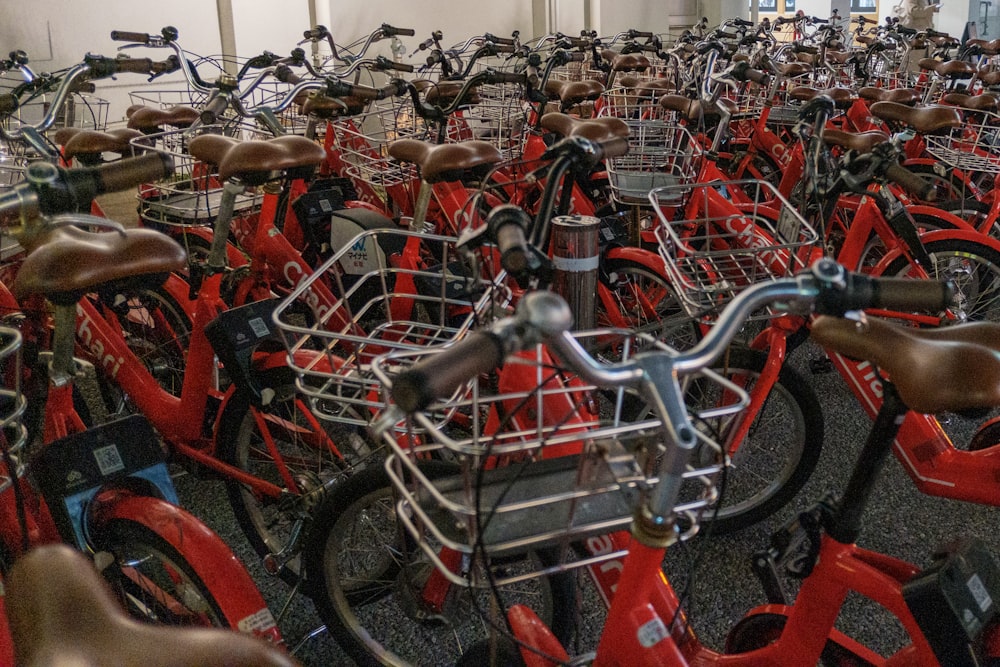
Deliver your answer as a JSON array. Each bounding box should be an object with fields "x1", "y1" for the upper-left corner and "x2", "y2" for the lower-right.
[
  {"x1": 75, "y1": 263, "x2": 344, "y2": 503},
  {"x1": 506, "y1": 350, "x2": 990, "y2": 667}
]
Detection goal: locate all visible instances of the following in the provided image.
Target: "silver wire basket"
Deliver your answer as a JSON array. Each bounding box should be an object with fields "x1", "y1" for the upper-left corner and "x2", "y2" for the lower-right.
[
  {"x1": 368, "y1": 329, "x2": 749, "y2": 587},
  {"x1": 651, "y1": 179, "x2": 820, "y2": 319},
  {"x1": 274, "y1": 226, "x2": 511, "y2": 427}
]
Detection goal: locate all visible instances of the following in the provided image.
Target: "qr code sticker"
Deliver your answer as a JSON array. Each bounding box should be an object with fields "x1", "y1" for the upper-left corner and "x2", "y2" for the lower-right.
[
  {"x1": 248, "y1": 317, "x2": 270, "y2": 338},
  {"x1": 93, "y1": 444, "x2": 126, "y2": 476}
]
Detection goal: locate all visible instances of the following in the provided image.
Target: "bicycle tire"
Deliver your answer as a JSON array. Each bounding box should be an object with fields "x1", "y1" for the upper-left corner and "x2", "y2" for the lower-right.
[
  {"x1": 303, "y1": 462, "x2": 576, "y2": 667},
  {"x1": 90, "y1": 501, "x2": 278, "y2": 638},
  {"x1": 91, "y1": 281, "x2": 191, "y2": 404},
  {"x1": 682, "y1": 346, "x2": 824, "y2": 534},
  {"x1": 937, "y1": 197, "x2": 1000, "y2": 238},
  {"x1": 879, "y1": 236, "x2": 1000, "y2": 324},
  {"x1": 218, "y1": 367, "x2": 379, "y2": 586}
]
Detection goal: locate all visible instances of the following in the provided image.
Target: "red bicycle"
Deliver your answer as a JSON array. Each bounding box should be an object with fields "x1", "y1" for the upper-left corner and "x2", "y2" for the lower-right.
[
  {"x1": 381, "y1": 259, "x2": 1000, "y2": 667},
  {"x1": 0, "y1": 155, "x2": 284, "y2": 643}
]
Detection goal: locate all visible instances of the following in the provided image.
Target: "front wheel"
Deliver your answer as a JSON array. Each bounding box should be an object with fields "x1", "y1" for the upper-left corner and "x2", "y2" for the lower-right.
[
  {"x1": 303, "y1": 463, "x2": 576, "y2": 666},
  {"x1": 597, "y1": 257, "x2": 700, "y2": 354},
  {"x1": 681, "y1": 346, "x2": 824, "y2": 534}
]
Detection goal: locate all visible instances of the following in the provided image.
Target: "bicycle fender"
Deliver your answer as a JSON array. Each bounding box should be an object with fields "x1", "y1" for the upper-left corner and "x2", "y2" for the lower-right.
[
  {"x1": 601, "y1": 246, "x2": 669, "y2": 274},
  {"x1": 157, "y1": 272, "x2": 198, "y2": 320},
  {"x1": 907, "y1": 204, "x2": 977, "y2": 233},
  {"x1": 507, "y1": 604, "x2": 570, "y2": 667},
  {"x1": 87, "y1": 490, "x2": 282, "y2": 642}
]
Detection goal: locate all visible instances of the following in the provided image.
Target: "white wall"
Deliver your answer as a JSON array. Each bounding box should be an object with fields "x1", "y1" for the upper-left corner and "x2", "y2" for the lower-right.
[
  {"x1": 0, "y1": 0, "x2": 224, "y2": 126},
  {"x1": 703, "y1": 0, "x2": 751, "y2": 30},
  {"x1": 0, "y1": 0, "x2": 536, "y2": 126},
  {"x1": 1, "y1": 0, "x2": 985, "y2": 128},
  {"x1": 318, "y1": 0, "x2": 533, "y2": 49},
  {"x1": 592, "y1": 0, "x2": 676, "y2": 35}
]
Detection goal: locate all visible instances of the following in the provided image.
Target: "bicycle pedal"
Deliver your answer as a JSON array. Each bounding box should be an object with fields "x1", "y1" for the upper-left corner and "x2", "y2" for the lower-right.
[{"x1": 808, "y1": 355, "x2": 834, "y2": 374}]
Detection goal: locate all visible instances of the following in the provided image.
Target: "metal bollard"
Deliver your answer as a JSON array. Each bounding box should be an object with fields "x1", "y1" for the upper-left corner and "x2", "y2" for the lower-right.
[{"x1": 550, "y1": 215, "x2": 600, "y2": 331}]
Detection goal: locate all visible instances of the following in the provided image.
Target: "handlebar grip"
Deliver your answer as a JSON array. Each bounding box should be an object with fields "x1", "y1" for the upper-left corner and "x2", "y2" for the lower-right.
[
  {"x1": 377, "y1": 60, "x2": 415, "y2": 73},
  {"x1": 199, "y1": 95, "x2": 230, "y2": 125},
  {"x1": 114, "y1": 57, "x2": 155, "y2": 74},
  {"x1": 151, "y1": 56, "x2": 180, "y2": 75},
  {"x1": 732, "y1": 61, "x2": 768, "y2": 84},
  {"x1": 489, "y1": 71, "x2": 528, "y2": 85},
  {"x1": 567, "y1": 50, "x2": 586, "y2": 62},
  {"x1": 391, "y1": 331, "x2": 505, "y2": 412},
  {"x1": 110, "y1": 30, "x2": 151, "y2": 43},
  {"x1": 487, "y1": 204, "x2": 534, "y2": 275},
  {"x1": 93, "y1": 152, "x2": 174, "y2": 195},
  {"x1": 630, "y1": 30, "x2": 655, "y2": 38},
  {"x1": 273, "y1": 65, "x2": 302, "y2": 85},
  {"x1": 383, "y1": 24, "x2": 416, "y2": 37},
  {"x1": 885, "y1": 163, "x2": 936, "y2": 202},
  {"x1": 867, "y1": 276, "x2": 955, "y2": 312},
  {"x1": 348, "y1": 84, "x2": 383, "y2": 101},
  {"x1": 0, "y1": 93, "x2": 17, "y2": 116},
  {"x1": 485, "y1": 33, "x2": 516, "y2": 45},
  {"x1": 302, "y1": 26, "x2": 329, "y2": 40}
]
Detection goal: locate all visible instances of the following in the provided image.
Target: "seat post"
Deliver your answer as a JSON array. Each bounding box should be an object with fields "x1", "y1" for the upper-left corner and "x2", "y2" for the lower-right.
[
  {"x1": 826, "y1": 380, "x2": 909, "y2": 545},
  {"x1": 48, "y1": 302, "x2": 77, "y2": 386}
]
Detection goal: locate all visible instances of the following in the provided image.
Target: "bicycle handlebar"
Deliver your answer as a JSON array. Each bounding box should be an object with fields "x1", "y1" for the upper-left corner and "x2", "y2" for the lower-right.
[
  {"x1": 110, "y1": 30, "x2": 154, "y2": 44},
  {"x1": 327, "y1": 78, "x2": 409, "y2": 101},
  {"x1": 484, "y1": 32, "x2": 516, "y2": 46},
  {"x1": 110, "y1": 26, "x2": 179, "y2": 45},
  {"x1": 381, "y1": 23, "x2": 415, "y2": 37},
  {"x1": 389, "y1": 258, "x2": 955, "y2": 413},
  {"x1": 0, "y1": 153, "x2": 173, "y2": 225},
  {"x1": 1, "y1": 55, "x2": 175, "y2": 138}
]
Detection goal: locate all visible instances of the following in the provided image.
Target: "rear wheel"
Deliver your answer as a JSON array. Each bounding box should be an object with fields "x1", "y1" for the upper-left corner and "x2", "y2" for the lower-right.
[
  {"x1": 880, "y1": 237, "x2": 1000, "y2": 324},
  {"x1": 92, "y1": 283, "x2": 191, "y2": 408},
  {"x1": 218, "y1": 367, "x2": 379, "y2": 586},
  {"x1": 94, "y1": 518, "x2": 244, "y2": 629}
]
